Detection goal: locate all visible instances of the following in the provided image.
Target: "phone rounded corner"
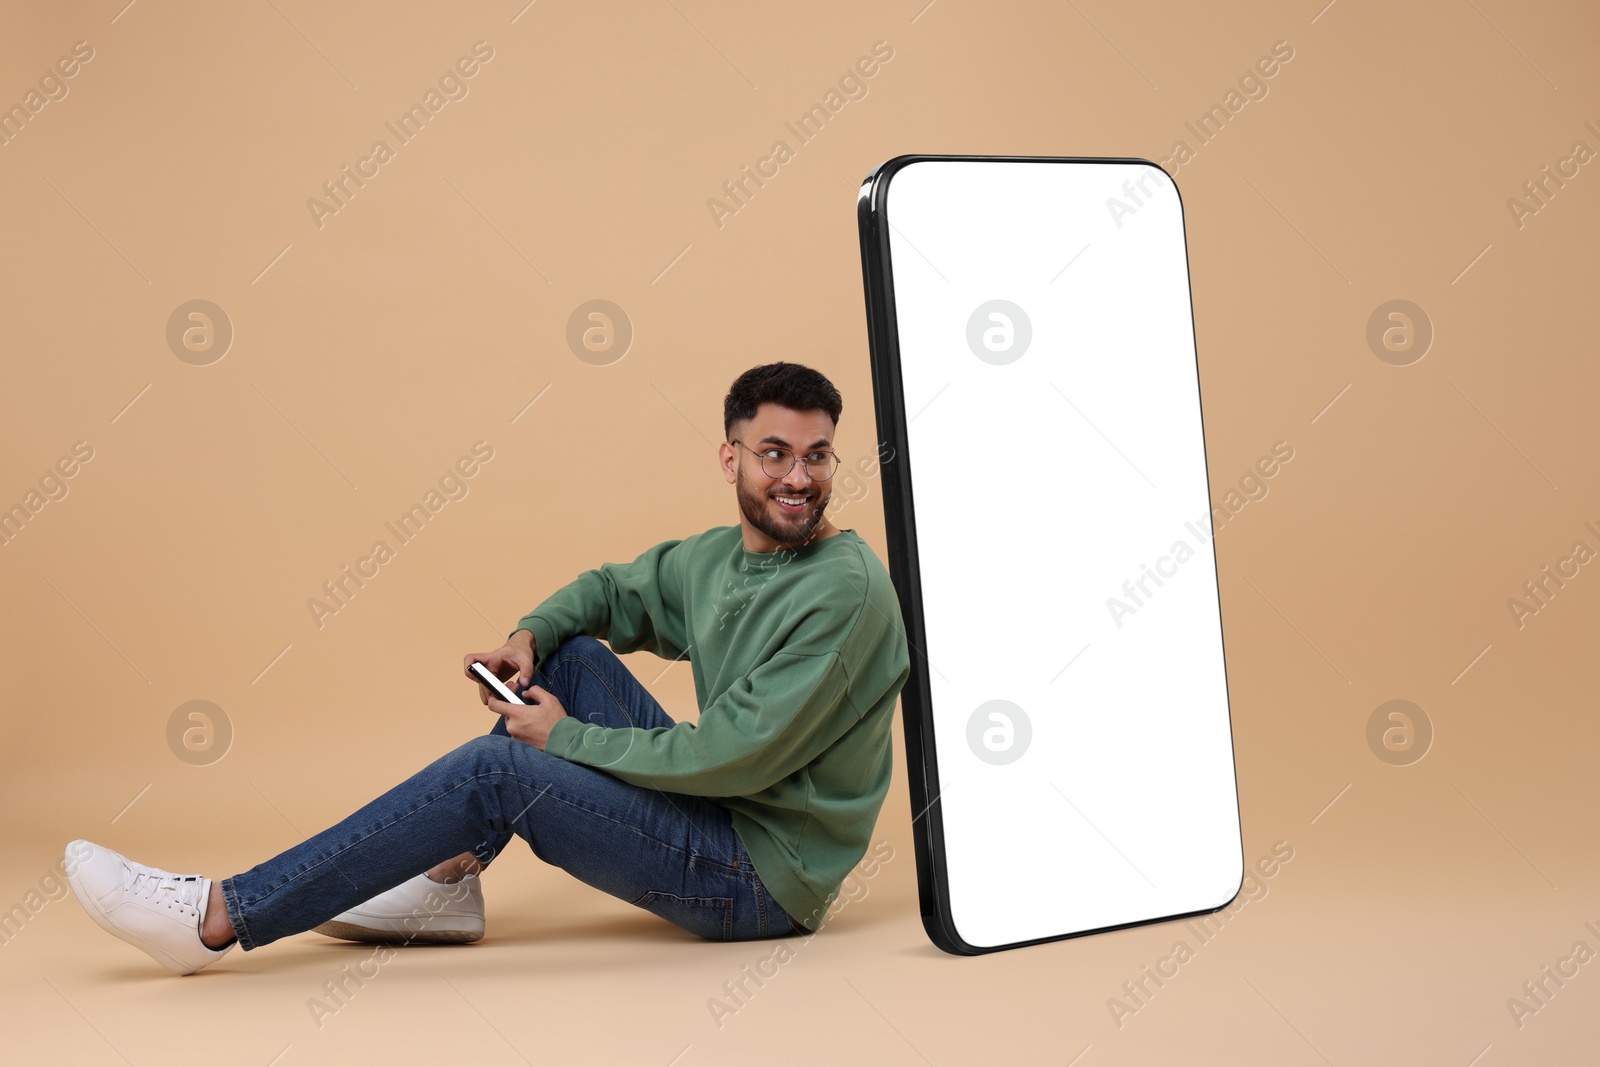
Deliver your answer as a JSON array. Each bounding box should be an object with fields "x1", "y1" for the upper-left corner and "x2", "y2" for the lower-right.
[
  {"x1": 859, "y1": 154, "x2": 930, "y2": 217},
  {"x1": 923, "y1": 907, "x2": 986, "y2": 956},
  {"x1": 1132, "y1": 157, "x2": 1185, "y2": 211},
  {"x1": 862, "y1": 153, "x2": 922, "y2": 188},
  {"x1": 1213, "y1": 855, "x2": 1248, "y2": 913}
]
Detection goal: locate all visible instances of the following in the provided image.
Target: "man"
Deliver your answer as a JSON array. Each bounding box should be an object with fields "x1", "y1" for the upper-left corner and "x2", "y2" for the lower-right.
[{"x1": 65, "y1": 361, "x2": 911, "y2": 973}]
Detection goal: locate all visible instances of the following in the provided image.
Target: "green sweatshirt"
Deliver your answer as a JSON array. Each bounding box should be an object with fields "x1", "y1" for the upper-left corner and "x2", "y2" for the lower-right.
[{"x1": 509, "y1": 524, "x2": 910, "y2": 931}]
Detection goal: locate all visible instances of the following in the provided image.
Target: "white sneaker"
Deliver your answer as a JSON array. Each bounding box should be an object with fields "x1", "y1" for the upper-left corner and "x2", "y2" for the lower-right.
[
  {"x1": 64, "y1": 839, "x2": 235, "y2": 975},
  {"x1": 314, "y1": 872, "x2": 484, "y2": 945}
]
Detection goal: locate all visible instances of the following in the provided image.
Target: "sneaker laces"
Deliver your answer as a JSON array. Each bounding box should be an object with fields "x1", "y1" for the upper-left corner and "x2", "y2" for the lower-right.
[{"x1": 123, "y1": 864, "x2": 206, "y2": 912}]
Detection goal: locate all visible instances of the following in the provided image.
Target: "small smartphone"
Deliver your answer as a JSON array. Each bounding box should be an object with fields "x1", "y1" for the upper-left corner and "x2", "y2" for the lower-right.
[{"x1": 468, "y1": 661, "x2": 525, "y2": 705}]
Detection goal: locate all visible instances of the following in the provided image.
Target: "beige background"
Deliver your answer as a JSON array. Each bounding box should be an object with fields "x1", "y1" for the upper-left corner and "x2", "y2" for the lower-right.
[{"x1": 2, "y1": 0, "x2": 1596, "y2": 1063}]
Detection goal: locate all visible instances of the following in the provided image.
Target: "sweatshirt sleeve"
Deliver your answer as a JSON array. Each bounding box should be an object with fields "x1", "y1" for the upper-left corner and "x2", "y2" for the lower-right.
[
  {"x1": 543, "y1": 647, "x2": 858, "y2": 796},
  {"x1": 509, "y1": 537, "x2": 689, "y2": 671}
]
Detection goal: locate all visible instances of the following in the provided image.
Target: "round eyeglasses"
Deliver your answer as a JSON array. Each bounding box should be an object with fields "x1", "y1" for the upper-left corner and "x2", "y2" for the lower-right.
[{"x1": 732, "y1": 440, "x2": 840, "y2": 481}]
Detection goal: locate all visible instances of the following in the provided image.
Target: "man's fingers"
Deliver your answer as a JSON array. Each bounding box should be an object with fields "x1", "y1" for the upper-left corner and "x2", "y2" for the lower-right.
[{"x1": 485, "y1": 695, "x2": 521, "y2": 716}]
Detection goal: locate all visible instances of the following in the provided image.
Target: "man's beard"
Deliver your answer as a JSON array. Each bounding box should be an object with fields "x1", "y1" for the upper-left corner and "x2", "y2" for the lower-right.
[{"x1": 736, "y1": 468, "x2": 830, "y2": 548}]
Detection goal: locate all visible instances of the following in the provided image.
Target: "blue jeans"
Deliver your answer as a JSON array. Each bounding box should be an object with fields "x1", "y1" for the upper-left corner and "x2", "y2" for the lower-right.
[{"x1": 221, "y1": 635, "x2": 808, "y2": 948}]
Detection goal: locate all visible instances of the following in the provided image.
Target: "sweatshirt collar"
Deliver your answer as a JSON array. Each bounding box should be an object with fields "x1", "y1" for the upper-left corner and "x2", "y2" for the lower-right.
[{"x1": 737, "y1": 527, "x2": 858, "y2": 568}]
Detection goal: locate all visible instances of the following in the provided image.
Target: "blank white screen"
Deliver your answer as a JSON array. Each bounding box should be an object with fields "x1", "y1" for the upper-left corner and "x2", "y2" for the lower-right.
[{"x1": 883, "y1": 159, "x2": 1243, "y2": 949}]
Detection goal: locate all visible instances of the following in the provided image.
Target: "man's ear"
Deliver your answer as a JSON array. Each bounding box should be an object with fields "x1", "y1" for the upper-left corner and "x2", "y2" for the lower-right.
[{"x1": 719, "y1": 442, "x2": 737, "y2": 483}]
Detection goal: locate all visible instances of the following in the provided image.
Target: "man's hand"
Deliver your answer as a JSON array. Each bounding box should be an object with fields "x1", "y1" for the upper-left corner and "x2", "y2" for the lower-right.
[
  {"x1": 488, "y1": 686, "x2": 568, "y2": 749},
  {"x1": 464, "y1": 631, "x2": 536, "y2": 706}
]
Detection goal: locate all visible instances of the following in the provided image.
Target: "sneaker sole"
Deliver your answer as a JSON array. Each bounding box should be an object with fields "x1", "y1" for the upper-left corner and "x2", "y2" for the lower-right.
[{"x1": 313, "y1": 919, "x2": 483, "y2": 945}]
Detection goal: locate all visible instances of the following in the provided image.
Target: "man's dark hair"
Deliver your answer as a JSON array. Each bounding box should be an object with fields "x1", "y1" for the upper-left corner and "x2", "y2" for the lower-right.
[{"x1": 723, "y1": 362, "x2": 843, "y2": 440}]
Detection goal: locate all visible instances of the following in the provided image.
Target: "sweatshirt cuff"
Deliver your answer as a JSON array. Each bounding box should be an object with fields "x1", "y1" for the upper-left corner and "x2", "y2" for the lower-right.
[
  {"x1": 509, "y1": 616, "x2": 564, "y2": 671},
  {"x1": 544, "y1": 715, "x2": 585, "y2": 758}
]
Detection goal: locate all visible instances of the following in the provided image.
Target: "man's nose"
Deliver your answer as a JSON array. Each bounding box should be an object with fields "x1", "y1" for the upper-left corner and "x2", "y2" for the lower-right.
[{"x1": 781, "y1": 464, "x2": 814, "y2": 489}]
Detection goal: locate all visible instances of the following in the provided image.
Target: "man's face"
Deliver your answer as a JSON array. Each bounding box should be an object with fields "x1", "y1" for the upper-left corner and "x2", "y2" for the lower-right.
[{"x1": 722, "y1": 403, "x2": 836, "y2": 551}]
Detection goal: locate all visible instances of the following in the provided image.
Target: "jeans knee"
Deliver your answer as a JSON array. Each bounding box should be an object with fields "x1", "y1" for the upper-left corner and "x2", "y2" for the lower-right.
[{"x1": 449, "y1": 733, "x2": 524, "y2": 777}]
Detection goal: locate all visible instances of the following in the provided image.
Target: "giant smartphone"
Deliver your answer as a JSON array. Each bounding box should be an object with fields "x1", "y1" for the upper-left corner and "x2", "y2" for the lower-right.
[{"x1": 857, "y1": 155, "x2": 1244, "y2": 955}]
